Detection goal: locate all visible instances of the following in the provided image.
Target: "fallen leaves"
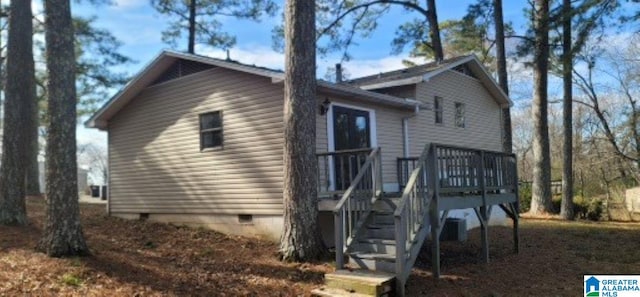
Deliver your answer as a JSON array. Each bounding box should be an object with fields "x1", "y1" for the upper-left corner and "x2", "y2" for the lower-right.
[{"x1": 0, "y1": 198, "x2": 332, "y2": 296}]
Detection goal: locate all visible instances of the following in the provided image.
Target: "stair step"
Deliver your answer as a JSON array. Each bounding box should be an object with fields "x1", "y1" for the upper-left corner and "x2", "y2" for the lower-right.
[
  {"x1": 372, "y1": 198, "x2": 401, "y2": 212},
  {"x1": 364, "y1": 226, "x2": 395, "y2": 240},
  {"x1": 382, "y1": 192, "x2": 402, "y2": 198},
  {"x1": 349, "y1": 252, "x2": 396, "y2": 261},
  {"x1": 353, "y1": 237, "x2": 419, "y2": 252},
  {"x1": 323, "y1": 269, "x2": 395, "y2": 296},
  {"x1": 311, "y1": 287, "x2": 373, "y2": 297},
  {"x1": 370, "y1": 211, "x2": 394, "y2": 225},
  {"x1": 358, "y1": 238, "x2": 396, "y2": 245},
  {"x1": 353, "y1": 239, "x2": 397, "y2": 254},
  {"x1": 348, "y1": 253, "x2": 396, "y2": 273},
  {"x1": 366, "y1": 223, "x2": 394, "y2": 229}
]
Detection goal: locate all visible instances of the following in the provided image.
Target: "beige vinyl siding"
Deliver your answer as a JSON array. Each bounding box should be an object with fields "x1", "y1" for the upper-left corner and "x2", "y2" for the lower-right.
[
  {"x1": 409, "y1": 69, "x2": 503, "y2": 156},
  {"x1": 376, "y1": 107, "x2": 407, "y2": 185},
  {"x1": 315, "y1": 97, "x2": 409, "y2": 188},
  {"x1": 108, "y1": 67, "x2": 285, "y2": 215}
]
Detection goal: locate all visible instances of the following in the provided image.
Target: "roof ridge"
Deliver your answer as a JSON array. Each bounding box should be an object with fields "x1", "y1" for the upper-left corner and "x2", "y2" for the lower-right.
[{"x1": 345, "y1": 54, "x2": 474, "y2": 86}]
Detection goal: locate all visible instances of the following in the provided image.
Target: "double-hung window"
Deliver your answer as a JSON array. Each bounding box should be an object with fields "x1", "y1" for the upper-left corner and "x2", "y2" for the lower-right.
[
  {"x1": 200, "y1": 111, "x2": 223, "y2": 150},
  {"x1": 455, "y1": 102, "x2": 465, "y2": 128},
  {"x1": 434, "y1": 96, "x2": 443, "y2": 124}
]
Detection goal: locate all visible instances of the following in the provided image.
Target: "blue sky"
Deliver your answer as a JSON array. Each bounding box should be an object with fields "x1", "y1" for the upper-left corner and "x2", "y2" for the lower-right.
[{"x1": 68, "y1": 0, "x2": 531, "y2": 146}]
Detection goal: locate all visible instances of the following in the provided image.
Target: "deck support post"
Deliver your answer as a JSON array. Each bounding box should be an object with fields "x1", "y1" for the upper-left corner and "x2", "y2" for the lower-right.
[
  {"x1": 430, "y1": 202, "x2": 440, "y2": 278},
  {"x1": 334, "y1": 210, "x2": 344, "y2": 269},
  {"x1": 498, "y1": 202, "x2": 519, "y2": 254},
  {"x1": 478, "y1": 151, "x2": 490, "y2": 263},
  {"x1": 428, "y1": 144, "x2": 441, "y2": 279},
  {"x1": 480, "y1": 208, "x2": 489, "y2": 263},
  {"x1": 473, "y1": 207, "x2": 490, "y2": 264}
]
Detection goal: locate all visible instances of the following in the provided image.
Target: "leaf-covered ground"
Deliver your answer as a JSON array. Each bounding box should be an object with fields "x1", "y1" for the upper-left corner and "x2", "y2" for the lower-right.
[
  {"x1": 0, "y1": 198, "x2": 331, "y2": 296},
  {"x1": 408, "y1": 218, "x2": 640, "y2": 296},
  {"x1": 1, "y1": 197, "x2": 639, "y2": 296}
]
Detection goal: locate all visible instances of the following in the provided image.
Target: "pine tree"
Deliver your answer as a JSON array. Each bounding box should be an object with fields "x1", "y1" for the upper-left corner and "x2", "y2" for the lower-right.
[
  {"x1": 280, "y1": 0, "x2": 326, "y2": 262},
  {"x1": 37, "y1": 0, "x2": 89, "y2": 257},
  {"x1": 560, "y1": 0, "x2": 574, "y2": 220},
  {"x1": 0, "y1": 0, "x2": 35, "y2": 225},
  {"x1": 530, "y1": 0, "x2": 554, "y2": 215}
]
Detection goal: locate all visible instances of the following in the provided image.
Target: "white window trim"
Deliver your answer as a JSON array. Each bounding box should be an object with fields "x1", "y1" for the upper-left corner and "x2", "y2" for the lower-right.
[{"x1": 326, "y1": 101, "x2": 378, "y2": 191}]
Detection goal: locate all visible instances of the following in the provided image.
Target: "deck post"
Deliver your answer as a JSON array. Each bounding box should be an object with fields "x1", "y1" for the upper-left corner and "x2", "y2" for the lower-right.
[
  {"x1": 478, "y1": 151, "x2": 489, "y2": 264},
  {"x1": 395, "y1": 213, "x2": 407, "y2": 297},
  {"x1": 334, "y1": 210, "x2": 344, "y2": 269},
  {"x1": 429, "y1": 144, "x2": 441, "y2": 278}
]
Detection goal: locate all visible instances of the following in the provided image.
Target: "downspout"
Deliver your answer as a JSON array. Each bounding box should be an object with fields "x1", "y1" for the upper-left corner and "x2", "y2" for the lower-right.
[{"x1": 402, "y1": 103, "x2": 420, "y2": 157}]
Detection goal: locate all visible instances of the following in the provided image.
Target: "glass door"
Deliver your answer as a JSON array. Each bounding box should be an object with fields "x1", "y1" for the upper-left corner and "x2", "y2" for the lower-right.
[{"x1": 333, "y1": 105, "x2": 371, "y2": 190}]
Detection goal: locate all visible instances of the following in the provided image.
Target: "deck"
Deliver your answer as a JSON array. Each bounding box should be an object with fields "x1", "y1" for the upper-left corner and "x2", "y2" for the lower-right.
[
  {"x1": 315, "y1": 143, "x2": 519, "y2": 296},
  {"x1": 315, "y1": 145, "x2": 518, "y2": 212}
]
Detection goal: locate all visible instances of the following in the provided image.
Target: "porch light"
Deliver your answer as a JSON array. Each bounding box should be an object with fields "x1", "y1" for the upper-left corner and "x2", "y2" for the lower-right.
[{"x1": 319, "y1": 98, "x2": 331, "y2": 116}]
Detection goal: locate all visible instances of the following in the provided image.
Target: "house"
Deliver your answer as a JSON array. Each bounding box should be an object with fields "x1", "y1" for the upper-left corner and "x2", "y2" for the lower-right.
[{"x1": 86, "y1": 50, "x2": 519, "y2": 294}]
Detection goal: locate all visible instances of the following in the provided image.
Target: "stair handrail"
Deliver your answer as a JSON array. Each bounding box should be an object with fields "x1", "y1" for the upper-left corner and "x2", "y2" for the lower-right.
[
  {"x1": 334, "y1": 147, "x2": 383, "y2": 269},
  {"x1": 394, "y1": 143, "x2": 433, "y2": 284}
]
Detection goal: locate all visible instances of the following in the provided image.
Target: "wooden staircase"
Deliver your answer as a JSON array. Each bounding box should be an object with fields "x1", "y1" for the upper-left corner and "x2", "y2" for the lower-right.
[
  {"x1": 315, "y1": 144, "x2": 520, "y2": 296},
  {"x1": 349, "y1": 197, "x2": 402, "y2": 273},
  {"x1": 314, "y1": 196, "x2": 428, "y2": 296}
]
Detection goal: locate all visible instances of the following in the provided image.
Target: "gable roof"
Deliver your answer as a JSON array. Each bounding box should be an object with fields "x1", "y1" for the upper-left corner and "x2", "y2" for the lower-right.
[
  {"x1": 346, "y1": 55, "x2": 513, "y2": 107},
  {"x1": 85, "y1": 50, "x2": 421, "y2": 130}
]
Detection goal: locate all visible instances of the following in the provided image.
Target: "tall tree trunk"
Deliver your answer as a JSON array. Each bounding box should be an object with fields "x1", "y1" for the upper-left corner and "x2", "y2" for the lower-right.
[
  {"x1": 37, "y1": 0, "x2": 89, "y2": 257},
  {"x1": 560, "y1": 0, "x2": 574, "y2": 220},
  {"x1": 188, "y1": 0, "x2": 196, "y2": 54},
  {"x1": 26, "y1": 101, "x2": 40, "y2": 196},
  {"x1": 494, "y1": 0, "x2": 512, "y2": 153},
  {"x1": 426, "y1": 0, "x2": 443, "y2": 61},
  {"x1": 0, "y1": 0, "x2": 35, "y2": 225},
  {"x1": 0, "y1": 0, "x2": 4, "y2": 130},
  {"x1": 24, "y1": 0, "x2": 39, "y2": 197},
  {"x1": 530, "y1": 0, "x2": 553, "y2": 215},
  {"x1": 25, "y1": 0, "x2": 41, "y2": 196},
  {"x1": 280, "y1": 0, "x2": 326, "y2": 261}
]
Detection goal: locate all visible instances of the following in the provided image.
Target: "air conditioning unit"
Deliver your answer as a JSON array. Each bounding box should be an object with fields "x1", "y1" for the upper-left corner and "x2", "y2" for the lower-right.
[{"x1": 440, "y1": 218, "x2": 467, "y2": 242}]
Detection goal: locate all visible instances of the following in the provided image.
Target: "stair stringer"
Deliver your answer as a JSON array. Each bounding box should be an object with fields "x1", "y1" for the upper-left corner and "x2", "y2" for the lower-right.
[{"x1": 396, "y1": 211, "x2": 431, "y2": 282}]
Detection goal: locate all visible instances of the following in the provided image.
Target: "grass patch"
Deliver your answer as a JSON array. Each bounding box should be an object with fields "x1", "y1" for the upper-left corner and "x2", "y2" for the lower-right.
[{"x1": 60, "y1": 273, "x2": 83, "y2": 287}]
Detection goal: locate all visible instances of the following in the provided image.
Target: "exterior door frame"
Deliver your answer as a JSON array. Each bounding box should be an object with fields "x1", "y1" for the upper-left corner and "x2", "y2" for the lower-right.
[{"x1": 326, "y1": 101, "x2": 378, "y2": 191}]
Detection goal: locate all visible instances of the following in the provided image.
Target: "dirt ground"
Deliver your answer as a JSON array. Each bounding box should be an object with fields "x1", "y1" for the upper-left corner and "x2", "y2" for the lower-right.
[{"x1": 1, "y1": 198, "x2": 639, "y2": 296}]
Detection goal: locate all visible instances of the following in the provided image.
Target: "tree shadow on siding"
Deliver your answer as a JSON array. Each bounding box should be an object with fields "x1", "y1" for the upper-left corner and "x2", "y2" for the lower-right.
[{"x1": 109, "y1": 67, "x2": 286, "y2": 217}]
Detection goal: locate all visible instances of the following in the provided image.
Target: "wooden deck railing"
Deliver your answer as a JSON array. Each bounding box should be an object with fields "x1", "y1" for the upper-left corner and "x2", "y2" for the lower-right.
[
  {"x1": 397, "y1": 157, "x2": 419, "y2": 191},
  {"x1": 394, "y1": 144, "x2": 432, "y2": 285},
  {"x1": 316, "y1": 148, "x2": 373, "y2": 198},
  {"x1": 333, "y1": 147, "x2": 383, "y2": 269},
  {"x1": 394, "y1": 143, "x2": 518, "y2": 290},
  {"x1": 434, "y1": 144, "x2": 517, "y2": 194}
]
